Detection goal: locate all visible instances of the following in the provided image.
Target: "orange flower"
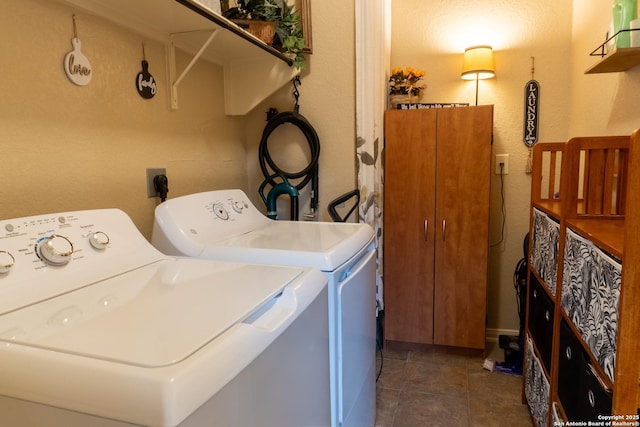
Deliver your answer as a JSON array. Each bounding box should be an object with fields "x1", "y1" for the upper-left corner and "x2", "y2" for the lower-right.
[{"x1": 389, "y1": 67, "x2": 426, "y2": 95}]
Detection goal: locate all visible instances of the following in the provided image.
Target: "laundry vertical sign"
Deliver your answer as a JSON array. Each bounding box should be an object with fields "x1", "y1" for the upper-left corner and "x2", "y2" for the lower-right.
[{"x1": 523, "y1": 79, "x2": 539, "y2": 147}]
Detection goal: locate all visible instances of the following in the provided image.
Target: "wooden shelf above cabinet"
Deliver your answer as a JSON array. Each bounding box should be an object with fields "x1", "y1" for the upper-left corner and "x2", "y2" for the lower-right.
[
  {"x1": 56, "y1": 0, "x2": 298, "y2": 115},
  {"x1": 585, "y1": 47, "x2": 640, "y2": 74}
]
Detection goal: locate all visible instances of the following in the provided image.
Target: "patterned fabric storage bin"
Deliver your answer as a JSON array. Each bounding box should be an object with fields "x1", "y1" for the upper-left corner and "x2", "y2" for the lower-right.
[
  {"x1": 525, "y1": 336, "x2": 550, "y2": 427},
  {"x1": 530, "y1": 208, "x2": 560, "y2": 296},
  {"x1": 561, "y1": 228, "x2": 621, "y2": 382},
  {"x1": 551, "y1": 402, "x2": 566, "y2": 425}
]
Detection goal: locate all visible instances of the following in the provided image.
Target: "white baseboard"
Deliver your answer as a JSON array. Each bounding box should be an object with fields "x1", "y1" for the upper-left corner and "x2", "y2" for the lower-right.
[{"x1": 486, "y1": 328, "x2": 519, "y2": 343}]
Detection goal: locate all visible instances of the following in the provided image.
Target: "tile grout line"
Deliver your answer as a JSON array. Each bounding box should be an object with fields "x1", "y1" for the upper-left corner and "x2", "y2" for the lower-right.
[{"x1": 389, "y1": 357, "x2": 408, "y2": 427}]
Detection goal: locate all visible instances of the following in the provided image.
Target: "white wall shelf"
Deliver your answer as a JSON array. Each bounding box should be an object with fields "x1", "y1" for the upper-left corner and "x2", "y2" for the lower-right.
[{"x1": 57, "y1": 0, "x2": 299, "y2": 115}]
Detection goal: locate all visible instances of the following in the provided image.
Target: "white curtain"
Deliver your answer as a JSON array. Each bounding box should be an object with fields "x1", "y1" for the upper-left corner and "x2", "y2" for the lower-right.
[{"x1": 355, "y1": 0, "x2": 390, "y2": 311}]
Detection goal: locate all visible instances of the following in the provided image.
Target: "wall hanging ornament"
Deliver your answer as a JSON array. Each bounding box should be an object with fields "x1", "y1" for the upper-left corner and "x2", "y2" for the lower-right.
[
  {"x1": 524, "y1": 57, "x2": 540, "y2": 174},
  {"x1": 136, "y1": 44, "x2": 156, "y2": 99},
  {"x1": 63, "y1": 14, "x2": 92, "y2": 86}
]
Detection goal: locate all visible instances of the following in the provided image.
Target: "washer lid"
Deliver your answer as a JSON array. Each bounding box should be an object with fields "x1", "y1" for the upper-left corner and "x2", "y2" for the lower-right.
[
  {"x1": 0, "y1": 258, "x2": 302, "y2": 367},
  {"x1": 201, "y1": 221, "x2": 374, "y2": 272}
]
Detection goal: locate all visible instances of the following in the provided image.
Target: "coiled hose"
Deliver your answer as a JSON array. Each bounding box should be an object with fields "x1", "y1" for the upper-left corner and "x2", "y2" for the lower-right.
[{"x1": 258, "y1": 111, "x2": 320, "y2": 218}]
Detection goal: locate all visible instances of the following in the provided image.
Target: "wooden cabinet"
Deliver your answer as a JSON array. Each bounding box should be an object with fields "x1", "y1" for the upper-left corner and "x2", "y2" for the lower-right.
[{"x1": 383, "y1": 105, "x2": 493, "y2": 349}]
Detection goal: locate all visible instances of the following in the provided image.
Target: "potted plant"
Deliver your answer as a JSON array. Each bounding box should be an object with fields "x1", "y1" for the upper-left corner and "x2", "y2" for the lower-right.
[
  {"x1": 222, "y1": 0, "x2": 273, "y2": 20},
  {"x1": 223, "y1": 0, "x2": 306, "y2": 69},
  {"x1": 271, "y1": 0, "x2": 305, "y2": 69}
]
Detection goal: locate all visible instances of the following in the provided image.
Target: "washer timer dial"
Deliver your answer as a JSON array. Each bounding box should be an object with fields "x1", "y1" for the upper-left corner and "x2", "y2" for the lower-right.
[
  {"x1": 37, "y1": 234, "x2": 74, "y2": 266},
  {"x1": 212, "y1": 203, "x2": 229, "y2": 220}
]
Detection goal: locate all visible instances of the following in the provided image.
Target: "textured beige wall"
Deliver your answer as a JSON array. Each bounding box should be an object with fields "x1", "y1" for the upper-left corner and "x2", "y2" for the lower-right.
[
  {"x1": 390, "y1": 0, "x2": 574, "y2": 332},
  {"x1": 0, "y1": 0, "x2": 355, "y2": 233},
  {"x1": 5, "y1": 0, "x2": 636, "y2": 336},
  {"x1": 1, "y1": 0, "x2": 260, "y2": 238},
  {"x1": 244, "y1": 2, "x2": 357, "y2": 221},
  {"x1": 570, "y1": 2, "x2": 640, "y2": 135}
]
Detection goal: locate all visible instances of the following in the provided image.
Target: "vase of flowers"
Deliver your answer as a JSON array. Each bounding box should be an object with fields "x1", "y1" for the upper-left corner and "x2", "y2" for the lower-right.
[{"x1": 388, "y1": 67, "x2": 426, "y2": 108}]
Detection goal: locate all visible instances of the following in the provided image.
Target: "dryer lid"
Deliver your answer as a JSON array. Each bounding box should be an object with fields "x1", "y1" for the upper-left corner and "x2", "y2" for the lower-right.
[
  {"x1": 0, "y1": 258, "x2": 303, "y2": 367},
  {"x1": 201, "y1": 221, "x2": 374, "y2": 272},
  {"x1": 152, "y1": 189, "x2": 375, "y2": 271}
]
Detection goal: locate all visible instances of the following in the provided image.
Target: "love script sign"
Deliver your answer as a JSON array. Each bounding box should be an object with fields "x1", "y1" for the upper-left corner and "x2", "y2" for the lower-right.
[{"x1": 64, "y1": 38, "x2": 92, "y2": 86}]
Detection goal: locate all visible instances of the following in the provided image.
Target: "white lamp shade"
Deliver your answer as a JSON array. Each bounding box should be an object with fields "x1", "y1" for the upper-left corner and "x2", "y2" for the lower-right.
[{"x1": 461, "y1": 46, "x2": 495, "y2": 80}]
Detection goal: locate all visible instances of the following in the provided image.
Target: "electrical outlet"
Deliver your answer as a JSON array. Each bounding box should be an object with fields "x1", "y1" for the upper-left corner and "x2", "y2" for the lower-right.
[
  {"x1": 146, "y1": 168, "x2": 166, "y2": 198},
  {"x1": 495, "y1": 154, "x2": 509, "y2": 175}
]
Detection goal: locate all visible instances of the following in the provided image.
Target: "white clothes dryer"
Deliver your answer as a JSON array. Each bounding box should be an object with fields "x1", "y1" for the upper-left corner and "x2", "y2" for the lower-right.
[
  {"x1": 0, "y1": 209, "x2": 329, "y2": 427},
  {"x1": 152, "y1": 189, "x2": 377, "y2": 427}
]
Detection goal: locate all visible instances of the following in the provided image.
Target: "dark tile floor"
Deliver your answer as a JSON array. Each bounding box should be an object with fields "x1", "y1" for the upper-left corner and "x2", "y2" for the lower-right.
[{"x1": 375, "y1": 343, "x2": 534, "y2": 427}]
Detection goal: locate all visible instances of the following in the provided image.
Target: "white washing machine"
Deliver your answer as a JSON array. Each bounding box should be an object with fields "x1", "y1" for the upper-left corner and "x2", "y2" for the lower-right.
[
  {"x1": 0, "y1": 209, "x2": 330, "y2": 427},
  {"x1": 152, "y1": 189, "x2": 377, "y2": 427}
]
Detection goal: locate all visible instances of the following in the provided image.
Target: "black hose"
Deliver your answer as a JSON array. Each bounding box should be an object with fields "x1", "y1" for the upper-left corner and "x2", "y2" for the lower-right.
[{"x1": 258, "y1": 111, "x2": 320, "y2": 213}]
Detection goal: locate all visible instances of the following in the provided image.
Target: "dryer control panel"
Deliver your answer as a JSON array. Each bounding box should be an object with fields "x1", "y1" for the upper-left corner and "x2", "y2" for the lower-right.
[
  {"x1": 154, "y1": 189, "x2": 273, "y2": 247},
  {"x1": 209, "y1": 198, "x2": 249, "y2": 220},
  {"x1": 206, "y1": 195, "x2": 252, "y2": 222}
]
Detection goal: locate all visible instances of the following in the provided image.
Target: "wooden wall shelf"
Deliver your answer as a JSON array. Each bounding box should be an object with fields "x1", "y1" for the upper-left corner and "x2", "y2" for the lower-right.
[{"x1": 586, "y1": 47, "x2": 640, "y2": 73}]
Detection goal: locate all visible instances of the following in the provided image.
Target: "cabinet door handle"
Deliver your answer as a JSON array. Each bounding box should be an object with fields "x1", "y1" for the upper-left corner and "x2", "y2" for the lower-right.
[
  {"x1": 442, "y1": 220, "x2": 446, "y2": 241},
  {"x1": 424, "y1": 220, "x2": 428, "y2": 241}
]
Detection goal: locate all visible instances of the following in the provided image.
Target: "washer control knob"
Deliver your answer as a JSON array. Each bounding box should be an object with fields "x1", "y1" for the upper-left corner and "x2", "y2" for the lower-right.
[
  {"x1": 0, "y1": 251, "x2": 16, "y2": 274},
  {"x1": 232, "y1": 200, "x2": 245, "y2": 213},
  {"x1": 212, "y1": 203, "x2": 229, "y2": 220},
  {"x1": 89, "y1": 231, "x2": 110, "y2": 250},
  {"x1": 37, "y1": 235, "x2": 74, "y2": 266}
]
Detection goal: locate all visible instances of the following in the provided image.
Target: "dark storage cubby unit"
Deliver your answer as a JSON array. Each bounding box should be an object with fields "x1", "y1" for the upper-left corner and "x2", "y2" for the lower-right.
[
  {"x1": 557, "y1": 319, "x2": 612, "y2": 421},
  {"x1": 527, "y1": 273, "x2": 554, "y2": 373}
]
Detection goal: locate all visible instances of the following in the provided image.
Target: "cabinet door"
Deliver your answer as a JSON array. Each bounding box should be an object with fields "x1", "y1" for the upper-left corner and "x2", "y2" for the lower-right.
[
  {"x1": 433, "y1": 105, "x2": 493, "y2": 348},
  {"x1": 383, "y1": 109, "x2": 437, "y2": 344}
]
